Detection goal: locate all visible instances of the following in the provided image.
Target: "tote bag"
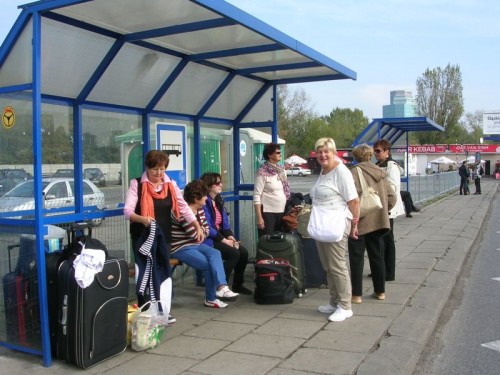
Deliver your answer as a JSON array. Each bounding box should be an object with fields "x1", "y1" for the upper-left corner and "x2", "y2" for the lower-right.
[
  {"x1": 356, "y1": 167, "x2": 383, "y2": 218},
  {"x1": 307, "y1": 205, "x2": 347, "y2": 242}
]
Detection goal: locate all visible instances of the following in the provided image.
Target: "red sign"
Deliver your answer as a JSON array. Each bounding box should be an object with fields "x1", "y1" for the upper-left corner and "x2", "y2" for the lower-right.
[{"x1": 408, "y1": 144, "x2": 500, "y2": 154}]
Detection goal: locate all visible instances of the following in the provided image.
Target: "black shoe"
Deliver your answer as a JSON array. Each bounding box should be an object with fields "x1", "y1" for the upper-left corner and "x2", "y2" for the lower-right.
[
  {"x1": 232, "y1": 284, "x2": 252, "y2": 295},
  {"x1": 412, "y1": 206, "x2": 420, "y2": 212},
  {"x1": 406, "y1": 214, "x2": 413, "y2": 218}
]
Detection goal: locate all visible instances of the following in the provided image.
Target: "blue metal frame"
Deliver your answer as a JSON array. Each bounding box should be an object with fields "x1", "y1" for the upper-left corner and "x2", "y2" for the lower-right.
[{"x1": 0, "y1": 0, "x2": 357, "y2": 366}]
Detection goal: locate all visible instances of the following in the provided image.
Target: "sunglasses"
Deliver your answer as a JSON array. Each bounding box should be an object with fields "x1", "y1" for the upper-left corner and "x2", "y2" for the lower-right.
[
  {"x1": 274, "y1": 151, "x2": 281, "y2": 155},
  {"x1": 214, "y1": 181, "x2": 222, "y2": 186},
  {"x1": 374, "y1": 149, "x2": 384, "y2": 154}
]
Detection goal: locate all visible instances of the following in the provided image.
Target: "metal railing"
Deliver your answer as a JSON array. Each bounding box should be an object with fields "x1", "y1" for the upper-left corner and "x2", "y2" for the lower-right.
[{"x1": 405, "y1": 172, "x2": 460, "y2": 203}]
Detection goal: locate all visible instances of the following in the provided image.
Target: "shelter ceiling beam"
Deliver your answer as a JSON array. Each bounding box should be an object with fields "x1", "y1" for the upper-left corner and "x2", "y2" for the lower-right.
[
  {"x1": 122, "y1": 18, "x2": 237, "y2": 42},
  {"x1": 188, "y1": 43, "x2": 286, "y2": 61},
  {"x1": 237, "y1": 61, "x2": 320, "y2": 75}
]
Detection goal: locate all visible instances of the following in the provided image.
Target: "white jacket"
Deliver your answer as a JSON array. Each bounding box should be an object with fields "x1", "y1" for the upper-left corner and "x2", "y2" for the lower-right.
[{"x1": 382, "y1": 160, "x2": 405, "y2": 218}]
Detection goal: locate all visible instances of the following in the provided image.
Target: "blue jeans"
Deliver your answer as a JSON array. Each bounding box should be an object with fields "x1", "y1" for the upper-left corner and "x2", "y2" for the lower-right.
[{"x1": 172, "y1": 243, "x2": 227, "y2": 301}]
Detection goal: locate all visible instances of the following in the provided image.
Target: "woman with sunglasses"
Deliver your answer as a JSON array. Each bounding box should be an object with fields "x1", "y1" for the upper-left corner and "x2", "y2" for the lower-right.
[
  {"x1": 373, "y1": 139, "x2": 405, "y2": 282},
  {"x1": 201, "y1": 172, "x2": 252, "y2": 295},
  {"x1": 253, "y1": 142, "x2": 290, "y2": 237}
]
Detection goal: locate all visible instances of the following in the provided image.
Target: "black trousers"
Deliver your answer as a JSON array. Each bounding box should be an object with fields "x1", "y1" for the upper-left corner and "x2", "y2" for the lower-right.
[
  {"x1": 474, "y1": 178, "x2": 481, "y2": 194},
  {"x1": 212, "y1": 240, "x2": 249, "y2": 286},
  {"x1": 381, "y1": 219, "x2": 396, "y2": 281},
  {"x1": 348, "y1": 230, "x2": 387, "y2": 295},
  {"x1": 400, "y1": 191, "x2": 413, "y2": 214},
  {"x1": 460, "y1": 177, "x2": 469, "y2": 195},
  {"x1": 258, "y1": 211, "x2": 284, "y2": 238}
]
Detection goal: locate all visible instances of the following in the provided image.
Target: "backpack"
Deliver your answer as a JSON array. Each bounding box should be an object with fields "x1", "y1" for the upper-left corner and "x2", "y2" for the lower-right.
[{"x1": 254, "y1": 258, "x2": 295, "y2": 304}]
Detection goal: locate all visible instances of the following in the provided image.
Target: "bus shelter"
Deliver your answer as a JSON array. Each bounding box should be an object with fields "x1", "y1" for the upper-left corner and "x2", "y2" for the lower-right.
[
  {"x1": 352, "y1": 117, "x2": 444, "y2": 189},
  {"x1": 0, "y1": 0, "x2": 356, "y2": 366}
]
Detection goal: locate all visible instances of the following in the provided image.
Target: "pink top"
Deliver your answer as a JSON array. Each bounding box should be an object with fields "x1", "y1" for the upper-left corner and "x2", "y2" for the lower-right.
[
  {"x1": 123, "y1": 172, "x2": 196, "y2": 224},
  {"x1": 213, "y1": 200, "x2": 222, "y2": 230}
]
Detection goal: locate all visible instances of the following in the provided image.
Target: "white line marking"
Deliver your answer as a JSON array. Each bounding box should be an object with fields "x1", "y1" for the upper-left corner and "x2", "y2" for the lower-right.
[
  {"x1": 482, "y1": 341, "x2": 500, "y2": 352},
  {"x1": 492, "y1": 278, "x2": 500, "y2": 282}
]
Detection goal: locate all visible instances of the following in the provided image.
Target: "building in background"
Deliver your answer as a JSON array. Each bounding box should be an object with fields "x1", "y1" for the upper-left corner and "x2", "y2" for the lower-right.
[{"x1": 383, "y1": 90, "x2": 416, "y2": 118}]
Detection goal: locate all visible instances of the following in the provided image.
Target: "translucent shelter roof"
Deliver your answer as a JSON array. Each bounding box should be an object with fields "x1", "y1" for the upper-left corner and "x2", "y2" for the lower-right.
[
  {"x1": 0, "y1": 0, "x2": 356, "y2": 122},
  {"x1": 352, "y1": 117, "x2": 444, "y2": 147}
]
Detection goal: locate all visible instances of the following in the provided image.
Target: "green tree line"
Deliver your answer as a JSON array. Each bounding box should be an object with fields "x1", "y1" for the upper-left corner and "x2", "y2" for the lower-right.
[{"x1": 279, "y1": 63, "x2": 490, "y2": 159}]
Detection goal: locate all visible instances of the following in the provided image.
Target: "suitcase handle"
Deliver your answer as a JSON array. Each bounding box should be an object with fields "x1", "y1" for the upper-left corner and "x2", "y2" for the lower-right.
[{"x1": 266, "y1": 233, "x2": 285, "y2": 241}]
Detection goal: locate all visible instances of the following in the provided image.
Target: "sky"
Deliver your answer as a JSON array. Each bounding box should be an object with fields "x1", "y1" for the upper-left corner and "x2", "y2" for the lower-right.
[{"x1": 1, "y1": 0, "x2": 499, "y2": 121}]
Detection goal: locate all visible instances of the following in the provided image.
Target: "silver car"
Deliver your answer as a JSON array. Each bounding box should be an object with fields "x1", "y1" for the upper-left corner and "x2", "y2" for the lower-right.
[{"x1": 0, "y1": 178, "x2": 105, "y2": 226}]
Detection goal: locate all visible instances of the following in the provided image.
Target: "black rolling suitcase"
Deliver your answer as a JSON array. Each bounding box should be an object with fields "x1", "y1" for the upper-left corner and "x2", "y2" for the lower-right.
[
  {"x1": 256, "y1": 232, "x2": 306, "y2": 297},
  {"x1": 56, "y1": 257, "x2": 128, "y2": 368},
  {"x1": 300, "y1": 235, "x2": 327, "y2": 288}
]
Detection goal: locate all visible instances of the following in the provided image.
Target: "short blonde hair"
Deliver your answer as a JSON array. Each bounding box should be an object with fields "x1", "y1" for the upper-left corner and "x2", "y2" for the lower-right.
[
  {"x1": 352, "y1": 144, "x2": 373, "y2": 162},
  {"x1": 314, "y1": 137, "x2": 337, "y2": 153}
]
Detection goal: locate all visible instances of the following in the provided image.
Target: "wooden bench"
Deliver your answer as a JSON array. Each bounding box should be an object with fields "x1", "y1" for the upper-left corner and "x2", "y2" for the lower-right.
[{"x1": 128, "y1": 258, "x2": 183, "y2": 279}]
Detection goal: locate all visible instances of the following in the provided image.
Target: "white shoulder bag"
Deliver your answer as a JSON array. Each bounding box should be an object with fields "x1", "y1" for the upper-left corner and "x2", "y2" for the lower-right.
[{"x1": 307, "y1": 205, "x2": 347, "y2": 242}]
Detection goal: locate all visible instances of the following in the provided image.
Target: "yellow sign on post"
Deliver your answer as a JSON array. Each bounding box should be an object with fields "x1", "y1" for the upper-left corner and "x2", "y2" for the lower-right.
[{"x1": 2, "y1": 106, "x2": 15, "y2": 129}]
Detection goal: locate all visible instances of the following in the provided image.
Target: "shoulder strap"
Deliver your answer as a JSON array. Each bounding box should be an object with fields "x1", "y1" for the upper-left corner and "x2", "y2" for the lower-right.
[{"x1": 356, "y1": 167, "x2": 369, "y2": 196}]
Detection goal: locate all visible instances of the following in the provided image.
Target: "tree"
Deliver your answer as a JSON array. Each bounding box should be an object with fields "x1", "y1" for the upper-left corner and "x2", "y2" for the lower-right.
[
  {"x1": 414, "y1": 64, "x2": 464, "y2": 144},
  {"x1": 277, "y1": 85, "x2": 317, "y2": 157},
  {"x1": 323, "y1": 107, "x2": 369, "y2": 148},
  {"x1": 459, "y1": 110, "x2": 484, "y2": 144}
]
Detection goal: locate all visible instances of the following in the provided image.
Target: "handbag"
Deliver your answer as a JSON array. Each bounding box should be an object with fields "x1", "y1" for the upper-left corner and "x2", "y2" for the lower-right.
[
  {"x1": 307, "y1": 205, "x2": 347, "y2": 242},
  {"x1": 356, "y1": 167, "x2": 383, "y2": 217}
]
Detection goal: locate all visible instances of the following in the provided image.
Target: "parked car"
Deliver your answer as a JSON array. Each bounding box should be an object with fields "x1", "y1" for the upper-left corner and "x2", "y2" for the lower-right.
[
  {"x1": 0, "y1": 178, "x2": 105, "y2": 226},
  {"x1": 84, "y1": 167, "x2": 106, "y2": 187},
  {"x1": 286, "y1": 166, "x2": 312, "y2": 177},
  {"x1": 51, "y1": 169, "x2": 74, "y2": 178},
  {"x1": 0, "y1": 168, "x2": 32, "y2": 195}
]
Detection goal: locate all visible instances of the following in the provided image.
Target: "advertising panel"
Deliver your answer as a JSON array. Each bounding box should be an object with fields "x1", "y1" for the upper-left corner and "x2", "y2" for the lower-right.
[{"x1": 483, "y1": 112, "x2": 500, "y2": 135}]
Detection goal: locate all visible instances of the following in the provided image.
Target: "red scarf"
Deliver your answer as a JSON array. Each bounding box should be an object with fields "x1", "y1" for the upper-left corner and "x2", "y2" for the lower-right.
[{"x1": 140, "y1": 181, "x2": 180, "y2": 220}]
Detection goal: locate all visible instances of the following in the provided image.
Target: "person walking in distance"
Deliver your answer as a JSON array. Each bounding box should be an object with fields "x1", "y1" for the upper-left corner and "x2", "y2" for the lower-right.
[{"x1": 458, "y1": 161, "x2": 470, "y2": 195}]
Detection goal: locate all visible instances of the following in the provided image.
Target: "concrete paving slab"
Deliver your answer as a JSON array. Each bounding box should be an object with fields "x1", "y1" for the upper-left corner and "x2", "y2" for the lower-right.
[
  {"x1": 189, "y1": 351, "x2": 280, "y2": 375},
  {"x1": 150, "y1": 335, "x2": 229, "y2": 359},
  {"x1": 324, "y1": 315, "x2": 392, "y2": 335},
  {"x1": 357, "y1": 336, "x2": 422, "y2": 375},
  {"x1": 183, "y1": 320, "x2": 255, "y2": 341},
  {"x1": 305, "y1": 330, "x2": 380, "y2": 353},
  {"x1": 104, "y1": 353, "x2": 198, "y2": 375},
  {"x1": 225, "y1": 332, "x2": 305, "y2": 358},
  {"x1": 279, "y1": 347, "x2": 364, "y2": 374},
  {"x1": 212, "y1": 306, "x2": 281, "y2": 325},
  {"x1": 254, "y1": 317, "x2": 325, "y2": 339},
  {"x1": 388, "y1": 305, "x2": 438, "y2": 345}
]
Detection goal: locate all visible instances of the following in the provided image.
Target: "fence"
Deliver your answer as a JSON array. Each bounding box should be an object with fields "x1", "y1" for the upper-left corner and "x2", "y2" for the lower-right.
[{"x1": 406, "y1": 171, "x2": 460, "y2": 203}]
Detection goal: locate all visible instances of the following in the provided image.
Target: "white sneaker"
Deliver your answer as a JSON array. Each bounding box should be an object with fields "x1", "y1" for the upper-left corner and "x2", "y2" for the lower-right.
[
  {"x1": 328, "y1": 306, "x2": 353, "y2": 322},
  {"x1": 216, "y1": 285, "x2": 239, "y2": 301},
  {"x1": 204, "y1": 299, "x2": 228, "y2": 308},
  {"x1": 318, "y1": 304, "x2": 337, "y2": 314}
]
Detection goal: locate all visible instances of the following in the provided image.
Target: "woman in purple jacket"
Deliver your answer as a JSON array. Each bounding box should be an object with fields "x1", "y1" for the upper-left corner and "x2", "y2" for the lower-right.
[{"x1": 200, "y1": 172, "x2": 251, "y2": 295}]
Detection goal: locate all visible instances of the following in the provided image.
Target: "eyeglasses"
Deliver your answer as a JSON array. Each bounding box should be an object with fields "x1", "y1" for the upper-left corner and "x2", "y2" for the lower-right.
[
  {"x1": 374, "y1": 149, "x2": 384, "y2": 154},
  {"x1": 274, "y1": 151, "x2": 281, "y2": 155}
]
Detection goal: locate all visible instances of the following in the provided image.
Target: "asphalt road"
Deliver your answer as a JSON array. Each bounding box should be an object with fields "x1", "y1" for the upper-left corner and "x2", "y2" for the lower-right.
[{"x1": 415, "y1": 190, "x2": 500, "y2": 374}]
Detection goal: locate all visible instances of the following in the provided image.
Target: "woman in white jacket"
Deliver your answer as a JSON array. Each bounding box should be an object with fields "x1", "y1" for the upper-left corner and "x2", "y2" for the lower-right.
[{"x1": 373, "y1": 139, "x2": 405, "y2": 281}]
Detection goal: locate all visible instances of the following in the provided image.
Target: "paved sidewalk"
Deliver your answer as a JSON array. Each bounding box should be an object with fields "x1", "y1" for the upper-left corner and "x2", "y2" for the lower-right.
[{"x1": 1, "y1": 178, "x2": 497, "y2": 374}]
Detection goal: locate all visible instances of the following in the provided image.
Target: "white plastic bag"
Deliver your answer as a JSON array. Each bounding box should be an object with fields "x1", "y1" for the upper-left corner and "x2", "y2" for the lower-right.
[{"x1": 130, "y1": 301, "x2": 166, "y2": 351}]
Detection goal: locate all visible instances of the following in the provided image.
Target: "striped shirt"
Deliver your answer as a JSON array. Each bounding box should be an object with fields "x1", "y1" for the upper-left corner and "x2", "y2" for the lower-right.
[{"x1": 171, "y1": 208, "x2": 210, "y2": 253}]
